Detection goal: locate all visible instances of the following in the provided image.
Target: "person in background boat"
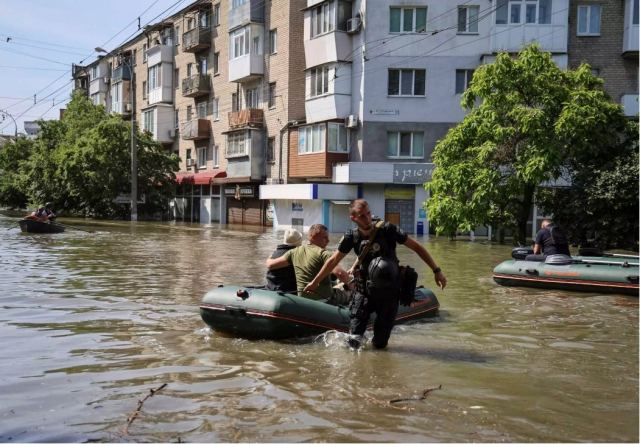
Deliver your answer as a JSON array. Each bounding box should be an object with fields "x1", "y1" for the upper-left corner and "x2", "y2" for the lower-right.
[
  {"x1": 533, "y1": 219, "x2": 570, "y2": 256},
  {"x1": 266, "y1": 224, "x2": 351, "y2": 304},
  {"x1": 30, "y1": 202, "x2": 56, "y2": 223},
  {"x1": 265, "y1": 228, "x2": 302, "y2": 293},
  {"x1": 303, "y1": 199, "x2": 447, "y2": 350}
]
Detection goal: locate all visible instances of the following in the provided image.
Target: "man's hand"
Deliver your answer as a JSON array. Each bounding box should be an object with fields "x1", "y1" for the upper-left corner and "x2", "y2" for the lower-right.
[
  {"x1": 303, "y1": 280, "x2": 319, "y2": 294},
  {"x1": 434, "y1": 270, "x2": 447, "y2": 289}
]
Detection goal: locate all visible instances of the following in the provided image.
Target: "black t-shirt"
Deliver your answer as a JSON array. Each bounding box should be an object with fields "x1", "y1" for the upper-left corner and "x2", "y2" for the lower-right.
[
  {"x1": 338, "y1": 221, "x2": 408, "y2": 275},
  {"x1": 266, "y1": 244, "x2": 297, "y2": 292},
  {"x1": 535, "y1": 225, "x2": 570, "y2": 256}
]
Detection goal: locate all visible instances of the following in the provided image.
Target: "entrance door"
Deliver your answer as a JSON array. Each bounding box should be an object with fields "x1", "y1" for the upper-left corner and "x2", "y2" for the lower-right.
[
  {"x1": 200, "y1": 198, "x2": 211, "y2": 224},
  {"x1": 386, "y1": 212, "x2": 401, "y2": 226},
  {"x1": 385, "y1": 199, "x2": 415, "y2": 233}
]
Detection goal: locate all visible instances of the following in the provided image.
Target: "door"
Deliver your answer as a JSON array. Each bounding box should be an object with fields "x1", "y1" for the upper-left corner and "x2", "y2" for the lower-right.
[
  {"x1": 385, "y1": 199, "x2": 415, "y2": 233},
  {"x1": 200, "y1": 198, "x2": 211, "y2": 224},
  {"x1": 386, "y1": 212, "x2": 401, "y2": 226}
]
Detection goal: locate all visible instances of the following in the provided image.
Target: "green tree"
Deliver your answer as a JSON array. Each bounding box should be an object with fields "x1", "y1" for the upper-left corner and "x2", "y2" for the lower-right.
[
  {"x1": 426, "y1": 44, "x2": 635, "y2": 245},
  {"x1": 0, "y1": 137, "x2": 33, "y2": 208}
]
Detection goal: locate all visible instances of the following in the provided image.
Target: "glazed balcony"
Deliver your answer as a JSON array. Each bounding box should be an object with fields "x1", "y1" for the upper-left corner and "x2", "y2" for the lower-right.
[
  {"x1": 228, "y1": 0, "x2": 264, "y2": 30},
  {"x1": 181, "y1": 74, "x2": 211, "y2": 98},
  {"x1": 181, "y1": 118, "x2": 211, "y2": 140},
  {"x1": 183, "y1": 26, "x2": 212, "y2": 53},
  {"x1": 111, "y1": 64, "x2": 132, "y2": 82},
  {"x1": 228, "y1": 108, "x2": 263, "y2": 129}
]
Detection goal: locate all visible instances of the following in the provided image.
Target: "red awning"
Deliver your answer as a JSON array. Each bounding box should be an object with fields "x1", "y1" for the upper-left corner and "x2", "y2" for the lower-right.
[{"x1": 175, "y1": 170, "x2": 226, "y2": 185}]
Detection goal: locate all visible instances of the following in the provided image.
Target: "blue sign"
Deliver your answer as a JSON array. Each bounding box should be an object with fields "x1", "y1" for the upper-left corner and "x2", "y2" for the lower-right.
[{"x1": 419, "y1": 208, "x2": 426, "y2": 218}]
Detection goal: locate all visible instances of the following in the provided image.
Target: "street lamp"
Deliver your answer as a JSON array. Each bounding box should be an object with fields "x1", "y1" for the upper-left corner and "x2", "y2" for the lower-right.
[
  {"x1": 95, "y1": 46, "x2": 137, "y2": 221},
  {"x1": 0, "y1": 109, "x2": 18, "y2": 137}
]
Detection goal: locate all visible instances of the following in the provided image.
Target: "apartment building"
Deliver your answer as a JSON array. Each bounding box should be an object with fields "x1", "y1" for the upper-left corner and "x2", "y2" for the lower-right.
[
  {"x1": 568, "y1": 0, "x2": 638, "y2": 117},
  {"x1": 260, "y1": 0, "x2": 570, "y2": 234},
  {"x1": 72, "y1": 0, "x2": 306, "y2": 226}
]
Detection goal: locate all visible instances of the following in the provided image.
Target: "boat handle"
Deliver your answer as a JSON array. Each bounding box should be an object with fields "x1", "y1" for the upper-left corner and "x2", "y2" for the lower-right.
[
  {"x1": 525, "y1": 269, "x2": 539, "y2": 275},
  {"x1": 225, "y1": 306, "x2": 247, "y2": 317}
]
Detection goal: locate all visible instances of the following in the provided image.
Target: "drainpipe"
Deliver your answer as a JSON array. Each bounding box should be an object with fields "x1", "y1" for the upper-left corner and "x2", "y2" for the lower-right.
[{"x1": 278, "y1": 121, "x2": 293, "y2": 183}]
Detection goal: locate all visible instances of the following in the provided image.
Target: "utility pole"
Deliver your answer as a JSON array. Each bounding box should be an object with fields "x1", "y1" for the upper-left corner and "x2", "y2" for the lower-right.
[{"x1": 129, "y1": 54, "x2": 138, "y2": 222}]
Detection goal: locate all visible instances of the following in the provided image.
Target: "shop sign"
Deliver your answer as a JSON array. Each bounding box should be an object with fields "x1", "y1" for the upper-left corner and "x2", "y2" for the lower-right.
[
  {"x1": 393, "y1": 164, "x2": 435, "y2": 184},
  {"x1": 224, "y1": 185, "x2": 255, "y2": 198}
]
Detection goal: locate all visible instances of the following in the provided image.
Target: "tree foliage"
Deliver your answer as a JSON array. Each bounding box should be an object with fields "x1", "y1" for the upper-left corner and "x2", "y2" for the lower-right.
[
  {"x1": 426, "y1": 44, "x2": 637, "y2": 246},
  {"x1": 0, "y1": 91, "x2": 179, "y2": 218}
]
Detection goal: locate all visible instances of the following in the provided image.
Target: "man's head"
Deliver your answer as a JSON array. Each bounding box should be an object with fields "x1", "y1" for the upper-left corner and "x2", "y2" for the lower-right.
[
  {"x1": 541, "y1": 219, "x2": 553, "y2": 229},
  {"x1": 307, "y1": 224, "x2": 329, "y2": 248},
  {"x1": 45, "y1": 202, "x2": 53, "y2": 210},
  {"x1": 349, "y1": 199, "x2": 373, "y2": 230},
  {"x1": 283, "y1": 228, "x2": 302, "y2": 246}
]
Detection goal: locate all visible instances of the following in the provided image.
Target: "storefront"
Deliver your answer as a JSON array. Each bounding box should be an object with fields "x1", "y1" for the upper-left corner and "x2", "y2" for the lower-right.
[{"x1": 223, "y1": 184, "x2": 269, "y2": 226}]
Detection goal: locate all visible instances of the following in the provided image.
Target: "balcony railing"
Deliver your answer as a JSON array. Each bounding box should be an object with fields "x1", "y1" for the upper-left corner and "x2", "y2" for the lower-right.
[
  {"x1": 228, "y1": 108, "x2": 264, "y2": 129},
  {"x1": 183, "y1": 26, "x2": 212, "y2": 52},
  {"x1": 111, "y1": 64, "x2": 132, "y2": 82},
  {"x1": 181, "y1": 118, "x2": 211, "y2": 140},
  {"x1": 181, "y1": 74, "x2": 211, "y2": 97}
]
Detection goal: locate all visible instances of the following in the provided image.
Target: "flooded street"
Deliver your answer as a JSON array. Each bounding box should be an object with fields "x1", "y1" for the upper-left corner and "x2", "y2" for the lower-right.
[{"x1": 0, "y1": 212, "x2": 637, "y2": 442}]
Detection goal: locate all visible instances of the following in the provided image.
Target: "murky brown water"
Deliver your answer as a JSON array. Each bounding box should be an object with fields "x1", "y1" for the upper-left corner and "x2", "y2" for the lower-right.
[{"x1": 0, "y1": 213, "x2": 637, "y2": 442}]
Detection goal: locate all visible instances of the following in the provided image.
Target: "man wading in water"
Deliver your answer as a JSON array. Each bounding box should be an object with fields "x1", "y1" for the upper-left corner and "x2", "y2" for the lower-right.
[{"x1": 304, "y1": 199, "x2": 447, "y2": 349}]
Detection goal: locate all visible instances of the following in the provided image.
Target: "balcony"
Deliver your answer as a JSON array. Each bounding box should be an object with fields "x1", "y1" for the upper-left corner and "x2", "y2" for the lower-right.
[
  {"x1": 146, "y1": 44, "x2": 173, "y2": 65},
  {"x1": 228, "y1": 108, "x2": 264, "y2": 129},
  {"x1": 183, "y1": 26, "x2": 212, "y2": 52},
  {"x1": 111, "y1": 64, "x2": 132, "y2": 82},
  {"x1": 228, "y1": 53, "x2": 263, "y2": 82},
  {"x1": 181, "y1": 118, "x2": 211, "y2": 140},
  {"x1": 181, "y1": 74, "x2": 211, "y2": 97},
  {"x1": 228, "y1": 0, "x2": 264, "y2": 31},
  {"x1": 304, "y1": 32, "x2": 352, "y2": 69}
]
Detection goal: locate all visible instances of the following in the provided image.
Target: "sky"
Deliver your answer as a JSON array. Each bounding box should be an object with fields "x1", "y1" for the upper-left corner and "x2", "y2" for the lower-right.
[{"x1": 0, "y1": 0, "x2": 196, "y2": 136}]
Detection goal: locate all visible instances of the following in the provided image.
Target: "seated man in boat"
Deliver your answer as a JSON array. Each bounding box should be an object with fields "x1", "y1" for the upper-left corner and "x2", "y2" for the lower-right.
[
  {"x1": 29, "y1": 202, "x2": 56, "y2": 223},
  {"x1": 533, "y1": 219, "x2": 570, "y2": 256},
  {"x1": 266, "y1": 224, "x2": 351, "y2": 305},
  {"x1": 265, "y1": 228, "x2": 302, "y2": 293}
]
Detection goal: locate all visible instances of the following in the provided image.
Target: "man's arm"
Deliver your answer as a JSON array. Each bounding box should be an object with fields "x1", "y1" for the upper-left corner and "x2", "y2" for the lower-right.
[
  {"x1": 533, "y1": 243, "x2": 542, "y2": 254},
  {"x1": 403, "y1": 237, "x2": 447, "y2": 289},
  {"x1": 266, "y1": 255, "x2": 290, "y2": 270},
  {"x1": 332, "y1": 265, "x2": 350, "y2": 285},
  {"x1": 303, "y1": 250, "x2": 347, "y2": 293}
]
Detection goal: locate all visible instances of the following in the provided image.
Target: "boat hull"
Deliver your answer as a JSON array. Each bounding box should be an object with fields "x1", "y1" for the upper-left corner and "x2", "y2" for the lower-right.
[
  {"x1": 18, "y1": 219, "x2": 65, "y2": 233},
  {"x1": 493, "y1": 258, "x2": 639, "y2": 296},
  {"x1": 200, "y1": 285, "x2": 440, "y2": 339}
]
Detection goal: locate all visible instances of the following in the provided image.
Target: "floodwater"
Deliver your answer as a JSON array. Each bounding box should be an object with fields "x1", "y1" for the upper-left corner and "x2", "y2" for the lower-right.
[{"x1": 0, "y1": 212, "x2": 637, "y2": 443}]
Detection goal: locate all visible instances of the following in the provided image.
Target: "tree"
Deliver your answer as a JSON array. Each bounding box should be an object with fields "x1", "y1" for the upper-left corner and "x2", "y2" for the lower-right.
[
  {"x1": 0, "y1": 137, "x2": 33, "y2": 208},
  {"x1": 426, "y1": 44, "x2": 635, "y2": 245}
]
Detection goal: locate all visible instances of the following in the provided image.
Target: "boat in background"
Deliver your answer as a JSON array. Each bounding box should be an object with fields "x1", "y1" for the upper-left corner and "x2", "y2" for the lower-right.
[
  {"x1": 493, "y1": 248, "x2": 639, "y2": 296},
  {"x1": 200, "y1": 285, "x2": 440, "y2": 340},
  {"x1": 18, "y1": 219, "x2": 65, "y2": 234}
]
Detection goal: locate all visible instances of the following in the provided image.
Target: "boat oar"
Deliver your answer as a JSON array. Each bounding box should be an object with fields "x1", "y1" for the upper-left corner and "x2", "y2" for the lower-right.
[
  {"x1": 603, "y1": 253, "x2": 639, "y2": 260},
  {"x1": 575, "y1": 258, "x2": 639, "y2": 267}
]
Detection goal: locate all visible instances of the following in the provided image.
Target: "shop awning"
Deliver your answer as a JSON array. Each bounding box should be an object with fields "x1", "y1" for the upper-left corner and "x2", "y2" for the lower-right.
[{"x1": 175, "y1": 170, "x2": 226, "y2": 185}]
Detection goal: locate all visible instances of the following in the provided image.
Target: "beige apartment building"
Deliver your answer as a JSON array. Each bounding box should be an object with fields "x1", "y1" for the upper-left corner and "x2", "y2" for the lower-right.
[{"x1": 73, "y1": 0, "x2": 305, "y2": 225}]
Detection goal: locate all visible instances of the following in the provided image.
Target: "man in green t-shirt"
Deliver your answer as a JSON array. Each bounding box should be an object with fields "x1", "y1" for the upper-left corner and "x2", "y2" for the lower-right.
[{"x1": 266, "y1": 224, "x2": 349, "y2": 301}]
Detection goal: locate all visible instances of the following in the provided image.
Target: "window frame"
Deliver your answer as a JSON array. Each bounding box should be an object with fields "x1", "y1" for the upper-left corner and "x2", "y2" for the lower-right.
[
  {"x1": 577, "y1": 4, "x2": 602, "y2": 36},
  {"x1": 309, "y1": 65, "x2": 331, "y2": 97},
  {"x1": 143, "y1": 109, "x2": 155, "y2": 134},
  {"x1": 455, "y1": 69, "x2": 474, "y2": 94},
  {"x1": 268, "y1": 82, "x2": 277, "y2": 109},
  {"x1": 230, "y1": 26, "x2": 250, "y2": 59},
  {"x1": 226, "y1": 131, "x2": 250, "y2": 158},
  {"x1": 197, "y1": 146, "x2": 207, "y2": 168},
  {"x1": 389, "y1": 6, "x2": 427, "y2": 33},
  {"x1": 213, "y1": 4, "x2": 220, "y2": 26},
  {"x1": 457, "y1": 5, "x2": 480, "y2": 33},
  {"x1": 327, "y1": 122, "x2": 348, "y2": 153},
  {"x1": 387, "y1": 131, "x2": 425, "y2": 159},
  {"x1": 270, "y1": 29, "x2": 278, "y2": 54},
  {"x1": 387, "y1": 68, "x2": 426, "y2": 97},
  {"x1": 148, "y1": 64, "x2": 161, "y2": 91},
  {"x1": 298, "y1": 123, "x2": 327, "y2": 154}
]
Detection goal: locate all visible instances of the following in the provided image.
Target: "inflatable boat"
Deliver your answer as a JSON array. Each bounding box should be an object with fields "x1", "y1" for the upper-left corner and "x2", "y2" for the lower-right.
[
  {"x1": 18, "y1": 219, "x2": 65, "y2": 233},
  {"x1": 493, "y1": 248, "x2": 639, "y2": 296},
  {"x1": 200, "y1": 285, "x2": 440, "y2": 339}
]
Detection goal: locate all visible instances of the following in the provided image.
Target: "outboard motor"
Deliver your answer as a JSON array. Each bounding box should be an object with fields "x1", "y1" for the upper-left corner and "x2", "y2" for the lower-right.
[
  {"x1": 544, "y1": 254, "x2": 573, "y2": 265},
  {"x1": 512, "y1": 247, "x2": 534, "y2": 260},
  {"x1": 367, "y1": 257, "x2": 400, "y2": 292}
]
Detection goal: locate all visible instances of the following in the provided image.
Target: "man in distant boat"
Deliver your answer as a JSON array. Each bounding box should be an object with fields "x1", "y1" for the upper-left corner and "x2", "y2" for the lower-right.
[
  {"x1": 266, "y1": 224, "x2": 351, "y2": 304},
  {"x1": 29, "y1": 202, "x2": 56, "y2": 223},
  {"x1": 303, "y1": 199, "x2": 446, "y2": 350},
  {"x1": 533, "y1": 219, "x2": 570, "y2": 256},
  {"x1": 265, "y1": 228, "x2": 302, "y2": 293}
]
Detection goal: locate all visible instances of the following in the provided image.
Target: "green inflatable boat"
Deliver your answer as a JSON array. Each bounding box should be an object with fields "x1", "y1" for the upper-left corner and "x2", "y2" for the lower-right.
[
  {"x1": 200, "y1": 285, "x2": 440, "y2": 339},
  {"x1": 493, "y1": 248, "x2": 639, "y2": 296}
]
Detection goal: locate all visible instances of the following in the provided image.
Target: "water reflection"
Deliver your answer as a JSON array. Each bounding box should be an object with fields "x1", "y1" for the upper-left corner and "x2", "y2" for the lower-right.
[{"x1": 0, "y1": 213, "x2": 637, "y2": 442}]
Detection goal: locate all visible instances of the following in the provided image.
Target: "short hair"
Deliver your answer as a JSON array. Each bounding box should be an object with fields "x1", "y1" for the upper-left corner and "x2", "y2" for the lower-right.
[
  {"x1": 307, "y1": 223, "x2": 328, "y2": 238},
  {"x1": 349, "y1": 199, "x2": 369, "y2": 216}
]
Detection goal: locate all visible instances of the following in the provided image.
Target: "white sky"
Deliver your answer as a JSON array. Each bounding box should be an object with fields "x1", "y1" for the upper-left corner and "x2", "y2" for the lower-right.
[{"x1": 0, "y1": 0, "x2": 194, "y2": 136}]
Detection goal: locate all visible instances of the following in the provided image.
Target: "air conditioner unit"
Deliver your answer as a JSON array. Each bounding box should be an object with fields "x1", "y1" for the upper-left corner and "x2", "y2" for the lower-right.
[
  {"x1": 124, "y1": 103, "x2": 132, "y2": 112},
  {"x1": 186, "y1": 158, "x2": 195, "y2": 167},
  {"x1": 345, "y1": 114, "x2": 358, "y2": 128},
  {"x1": 346, "y1": 17, "x2": 361, "y2": 34}
]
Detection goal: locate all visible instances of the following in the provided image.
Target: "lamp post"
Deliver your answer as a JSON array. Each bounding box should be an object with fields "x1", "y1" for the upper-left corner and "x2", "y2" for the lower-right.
[
  {"x1": 0, "y1": 109, "x2": 18, "y2": 137},
  {"x1": 95, "y1": 47, "x2": 137, "y2": 221}
]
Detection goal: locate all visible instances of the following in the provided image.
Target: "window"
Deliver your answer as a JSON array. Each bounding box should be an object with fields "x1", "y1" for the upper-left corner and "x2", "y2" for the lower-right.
[
  {"x1": 148, "y1": 64, "x2": 161, "y2": 90},
  {"x1": 268, "y1": 82, "x2": 277, "y2": 108},
  {"x1": 267, "y1": 137, "x2": 275, "y2": 163},
  {"x1": 498, "y1": 0, "x2": 552, "y2": 25},
  {"x1": 198, "y1": 147, "x2": 207, "y2": 168},
  {"x1": 142, "y1": 81, "x2": 148, "y2": 99},
  {"x1": 510, "y1": 1, "x2": 521, "y2": 23},
  {"x1": 390, "y1": 7, "x2": 427, "y2": 33},
  {"x1": 213, "y1": 145, "x2": 219, "y2": 167},
  {"x1": 186, "y1": 148, "x2": 192, "y2": 161},
  {"x1": 270, "y1": 29, "x2": 278, "y2": 54},
  {"x1": 388, "y1": 69, "x2": 426, "y2": 96},
  {"x1": 634, "y1": 0, "x2": 639, "y2": 25},
  {"x1": 143, "y1": 110, "x2": 155, "y2": 134},
  {"x1": 227, "y1": 132, "x2": 249, "y2": 157},
  {"x1": 298, "y1": 123, "x2": 326, "y2": 154},
  {"x1": 133, "y1": 49, "x2": 137, "y2": 66},
  {"x1": 387, "y1": 131, "x2": 424, "y2": 158},
  {"x1": 310, "y1": 65, "x2": 331, "y2": 97},
  {"x1": 90, "y1": 66, "x2": 97, "y2": 79},
  {"x1": 198, "y1": 56, "x2": 207, "y2": 74},
  {"x1": 455, "y1": 69, "x2": 474, "y2": 94},
  {"x1": 175, "y1": 26, "x2": 180, "y2": 47},
  {"x1": 186, "y1": 105, "x2": 193, "y2": 121},
  {"x1": 213, "y1": 52, "x2": 220, "y2": 75},
  {"x1": 143, "y1": 43, "x2": 148, "y2": 62},
  {"x1": 232, "y1": 0, "x2": 248, "y2": 8},
  {"x1": 213, "y1": 97, "x2": 219, "y2": 120},
  {"x1": 186, "y1": 63, "x2": 193, "y2": 77},
  {"x1": 187, "y1": 18, "x2": 194, "y2": 31},
  {"x1": 196, "y1": 100, "x2": 208, "y2": 118},
  {"x1": 230, "y1": 27, "x2": 250, "y2": 59},
  {"x1": 458, "y1": 6, "x2": 479, "y2": 33},
  {"x1": 174, "y1": 68, "x2": 179, "y2": 89},
  {"x1": 232, "y1": 93, "x2": 239, "y2": 112},
  {"x1": 311, "y1": 1, "x2": 335, "y2": 37},
  {"x1": 174, "y1": 109, "x2": 179, "y2": 129},
  {"x1": 199, "y1": 10, "x2": 210, "y2": 28},
  {"x1": 252, "y1": 36, "x2": 261, "y2": 55},
  {"x1": 245, "y1": 88, "x2": 259, "y2": 108},
  {"x1": 213, "y1": 3, "x2": 220, "y2": 26},
  {"x1": 327, "y1": 123, "x2": 348, "y2": 152},
  {"x1": 577, "y1": 5, "x2": 601, "y2": 35}
]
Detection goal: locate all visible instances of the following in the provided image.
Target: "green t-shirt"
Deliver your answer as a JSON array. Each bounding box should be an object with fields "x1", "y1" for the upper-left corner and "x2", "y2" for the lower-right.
[{"x1": 283, "y1": 244, "x2": 333, "y2": 300}]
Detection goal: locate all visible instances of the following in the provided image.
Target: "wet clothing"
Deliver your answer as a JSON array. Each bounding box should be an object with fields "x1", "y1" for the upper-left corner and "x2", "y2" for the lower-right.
[
  {"x1": 266, "y1": 244, "x2": 297, "y2": 293},
  {"x1": 535, "y1": 224, "x2": 570, "y2": 256},
  {"x1": 337, "y1": 221, "x2": 408, "y2": 349},
  {"x1": 283, "y1": 244, "x2": 333, "y2": 300}
]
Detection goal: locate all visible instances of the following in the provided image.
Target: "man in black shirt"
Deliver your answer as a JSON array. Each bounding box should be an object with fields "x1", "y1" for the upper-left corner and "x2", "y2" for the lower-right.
[
  {"x1": 265, "y1": 228, "x2": 302, "y2": 293},
  {"x1": 304, "y1": 199, "x2": 446, "y2": 349},
  {"x1": 533, "y1": 219, "x2": 570, "y2": 256}
]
